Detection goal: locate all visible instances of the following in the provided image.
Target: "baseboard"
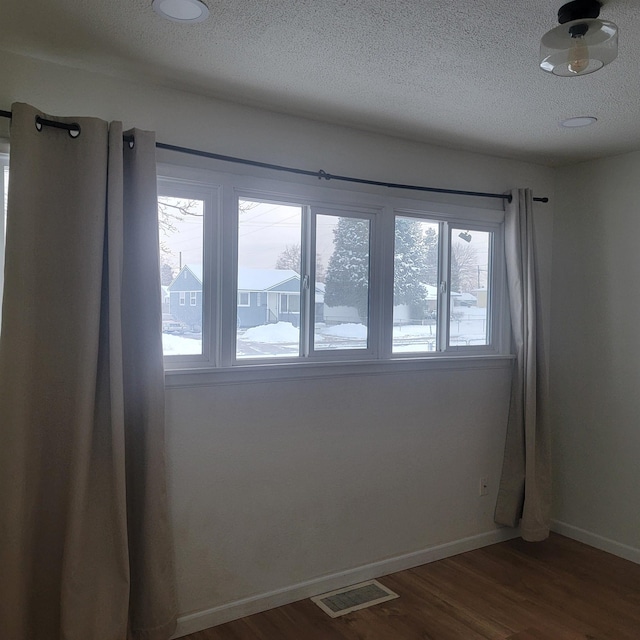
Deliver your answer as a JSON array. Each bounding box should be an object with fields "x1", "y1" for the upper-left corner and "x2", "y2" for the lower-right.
[
  {"x1": 172, "y1": 527, "x2": 519, "y2": 638},
  {"x1": 551, "y1": 520, "x2": 640, "y2": 565}
]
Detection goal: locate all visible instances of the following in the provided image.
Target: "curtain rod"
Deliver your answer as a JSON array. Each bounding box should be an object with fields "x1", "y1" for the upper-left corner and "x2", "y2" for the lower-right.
[{"x1": 0, "y1": 109, "x2": 549, "y2": 204}]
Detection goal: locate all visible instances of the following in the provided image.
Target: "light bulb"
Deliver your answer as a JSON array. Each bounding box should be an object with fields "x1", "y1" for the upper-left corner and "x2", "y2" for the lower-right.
[{"x1": 568, "y1": 34, "x2": 589, "y2": 74}]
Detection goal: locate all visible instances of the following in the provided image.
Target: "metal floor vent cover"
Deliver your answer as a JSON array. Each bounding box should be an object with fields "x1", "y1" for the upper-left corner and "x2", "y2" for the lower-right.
[{"x1": 311, "y1": 580, "x2": 399, "y2": 618}]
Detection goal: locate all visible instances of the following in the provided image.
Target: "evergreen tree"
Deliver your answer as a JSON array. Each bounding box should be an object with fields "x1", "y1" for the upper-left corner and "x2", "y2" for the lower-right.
[
  {"x1": 394, "y1": 219, "x2": 428, "y2": 307},
  {"x1": 324, "y1": 217, "x2": 370, "y2": 321},
  {"x1": 423, "y1": 227, "x2": 439, "y2": 285},
  {"x1": 393, "y1": 220, "x2": 438, "y2": 317}
]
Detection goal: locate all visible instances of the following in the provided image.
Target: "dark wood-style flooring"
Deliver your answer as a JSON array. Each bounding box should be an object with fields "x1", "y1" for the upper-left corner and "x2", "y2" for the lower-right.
[{"x1": 181, "y1": 533, "x2": 640, "y2": 639}]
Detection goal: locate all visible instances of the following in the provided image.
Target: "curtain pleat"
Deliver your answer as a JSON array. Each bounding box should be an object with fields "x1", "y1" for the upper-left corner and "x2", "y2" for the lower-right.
[
  {"x1": 0, "y1": 103, "x2": 176, "y2": 640},
  {"x1": 494, "y1": 188, "x2": 552, "y2": 541}
]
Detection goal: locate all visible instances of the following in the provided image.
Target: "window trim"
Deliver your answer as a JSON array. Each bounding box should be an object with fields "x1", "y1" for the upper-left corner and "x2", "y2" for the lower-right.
[{"x1": 157, "y1": 162, "x2": 511, "y2": 377}]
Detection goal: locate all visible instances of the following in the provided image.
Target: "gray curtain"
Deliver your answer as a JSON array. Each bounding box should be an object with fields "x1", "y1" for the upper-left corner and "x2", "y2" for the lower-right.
[
  {"x1": 494, "y1": 188, "x2": 552, "y2": 542},
  {"x1": 0, "y1": 103, "x2": 177, "y2": 640}
]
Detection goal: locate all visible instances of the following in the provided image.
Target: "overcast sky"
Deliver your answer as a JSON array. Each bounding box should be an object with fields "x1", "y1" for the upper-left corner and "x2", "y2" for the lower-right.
[{"x1": 160, "y1": 197, "x2": 489, "y2": 286}]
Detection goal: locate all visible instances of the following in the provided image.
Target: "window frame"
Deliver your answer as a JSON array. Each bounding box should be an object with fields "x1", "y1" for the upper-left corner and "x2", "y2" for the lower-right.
[{"x1": 157, "y1": 163, "x2": 511, "y2": 378}]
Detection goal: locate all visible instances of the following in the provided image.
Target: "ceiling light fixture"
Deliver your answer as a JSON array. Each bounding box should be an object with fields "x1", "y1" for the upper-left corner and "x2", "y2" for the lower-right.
[
  {"x1": 540, "y1": 0, "x2": 618, "y2": 76},
  {"x1": 561, "y1": 116, "x2": 598, "y2": 127},
  {"x1": 152, "y1": 0, "x2": 209, "y2": 23}
]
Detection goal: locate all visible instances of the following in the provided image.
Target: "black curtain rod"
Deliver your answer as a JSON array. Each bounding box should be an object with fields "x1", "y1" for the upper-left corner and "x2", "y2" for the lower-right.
[{"x1": 0, "y1": 109, "x2": 549, "y2": 204}]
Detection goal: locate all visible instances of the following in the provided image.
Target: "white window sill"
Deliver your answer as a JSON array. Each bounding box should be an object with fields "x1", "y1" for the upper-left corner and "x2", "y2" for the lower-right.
[{"x1": 164, "y1": 354, "x2": 514, "y2": 388}]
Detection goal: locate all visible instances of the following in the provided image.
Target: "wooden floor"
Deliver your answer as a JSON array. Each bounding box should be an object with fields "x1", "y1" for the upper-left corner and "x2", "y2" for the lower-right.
[{"x1": 181, "y1": 534, "x2": 640, "y2": 639}]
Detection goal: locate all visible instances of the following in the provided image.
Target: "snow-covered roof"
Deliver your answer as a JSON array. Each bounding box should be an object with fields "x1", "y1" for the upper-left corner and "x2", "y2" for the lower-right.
[
  {"x1": 458, "y1": 292, "x2": 477, "y2": 302},
  {"x1": 422, "y1": 284, "x2": 438, "y2": 300}
]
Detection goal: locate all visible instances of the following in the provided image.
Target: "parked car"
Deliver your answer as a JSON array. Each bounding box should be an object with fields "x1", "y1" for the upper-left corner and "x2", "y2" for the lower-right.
[{"x1": 162, "y1": 313, "x2": 187, "y2": 334}]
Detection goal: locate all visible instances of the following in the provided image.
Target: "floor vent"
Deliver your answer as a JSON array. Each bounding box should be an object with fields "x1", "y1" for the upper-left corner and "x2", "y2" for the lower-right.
[{"x1": 310, "y1": 580, "x2": 399, "y2": 618}]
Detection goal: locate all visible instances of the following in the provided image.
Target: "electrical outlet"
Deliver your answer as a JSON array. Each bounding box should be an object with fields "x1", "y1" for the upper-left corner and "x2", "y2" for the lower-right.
[{"x1": 479, "y1": 476, "x2": 489, "y2": 497}]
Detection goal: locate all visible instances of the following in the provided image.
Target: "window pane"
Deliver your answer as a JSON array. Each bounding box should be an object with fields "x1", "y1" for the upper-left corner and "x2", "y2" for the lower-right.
[
  {"x1": 158, "y1": 195, "x2": 204, "y2": 356},
  {"x1": 316, "y1": 214, "x2": 370, "y2": 351},
  {"x1": 237, "y1": 199, "x2": 302, "y2": 359},
  {"x1": 449, "y1": 229, "x2": 491, "y2": 347},
  {"x1": 392, "y1": 217, "x2": 439, "y2": 354}
]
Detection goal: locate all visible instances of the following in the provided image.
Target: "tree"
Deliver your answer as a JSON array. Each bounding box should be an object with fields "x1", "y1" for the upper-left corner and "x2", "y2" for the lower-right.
[
  {"x1": 160, "y1": 263, "x2": 175, "y2": 285},
  {"x1": 324, "y1": 217, "x2": 370, "y2": 320},
  {"x1": 275, "y1": 243, "x2": 326, "y2": 282},
  {"x1": 275, "y1": 243, "x2": 301, "y2": 273},
  {"x1": 393, "y1": 219, "x2": 438, "y2": 314},
  {"x1": 450, "y1": 243, "x2": 478, "y2": 293},
  {"x1": 157, "y1": 198, "x2": 202, "y2": 261}
]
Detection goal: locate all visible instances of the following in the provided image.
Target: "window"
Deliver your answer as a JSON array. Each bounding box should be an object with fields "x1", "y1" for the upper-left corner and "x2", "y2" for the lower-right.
[
  {"x1": 157, "y1": 183, "x2": 207, "y2": 358},
  {"x1": 391, "y1": 218, "x2": 496, "y2": 354},
  {"x1": 392, "y1": 217, "x2": 439, "y2": 354},
  {"x1": 449, "y1": 228, "x2": 492, "y2": 348},
  {"x1": 279, "y1": 294, "x2": 297, "y2": 313},
  {"x1": 314, "y1": 211, "x2": 371, "y2": 352},
  {"x1": 158, "y1": 165, "x2": 506, "y2": 373},
  {"x1": 236, "y1": 199, "x2": 303, "y2": 359}
]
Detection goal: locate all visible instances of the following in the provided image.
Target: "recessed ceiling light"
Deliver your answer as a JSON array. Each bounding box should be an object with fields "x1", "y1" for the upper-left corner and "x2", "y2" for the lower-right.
[
  {"x1": 152, "y1": 0, "x2": 209, "y2": 23},
  {"x1": 561, "y1": 116, "x2": 598, "y2": 128}
]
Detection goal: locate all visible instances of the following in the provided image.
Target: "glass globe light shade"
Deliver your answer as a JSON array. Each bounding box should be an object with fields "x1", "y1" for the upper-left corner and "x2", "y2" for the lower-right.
[{"x1": 540, "y1": 18, "x2": 618, "y2": 76}]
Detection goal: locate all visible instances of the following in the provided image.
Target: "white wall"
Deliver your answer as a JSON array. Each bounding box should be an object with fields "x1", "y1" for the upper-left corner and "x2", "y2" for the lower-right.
[
  {"x1": 551, "y1": 153, "x2": 640, "y2": 559},
  {"x1": 0, "y1": 51, "x2": 556, "y2": 633}
]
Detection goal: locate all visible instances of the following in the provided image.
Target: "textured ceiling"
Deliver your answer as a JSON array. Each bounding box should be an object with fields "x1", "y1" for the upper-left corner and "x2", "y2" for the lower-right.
[{"x1": 1, "y1": 0, "x2": 639, "y2": 165}]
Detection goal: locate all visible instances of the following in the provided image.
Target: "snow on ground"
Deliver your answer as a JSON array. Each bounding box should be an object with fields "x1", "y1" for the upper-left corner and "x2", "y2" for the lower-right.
[
  {"x1": 243, "y1": 321, "x2": 299, "y2": 343},
  {"x1": 392, "y1": 323, "x2": 436, "y2": 337},
  {"x1": 163, "y1": 310, "x2": 490, "y2": 357},
  {"x1": 321, "y1": 323, "x2": 368, "y2": 339},
  {"x1": 162, "y1": 333, "x2": 202, "y2": 355}
]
